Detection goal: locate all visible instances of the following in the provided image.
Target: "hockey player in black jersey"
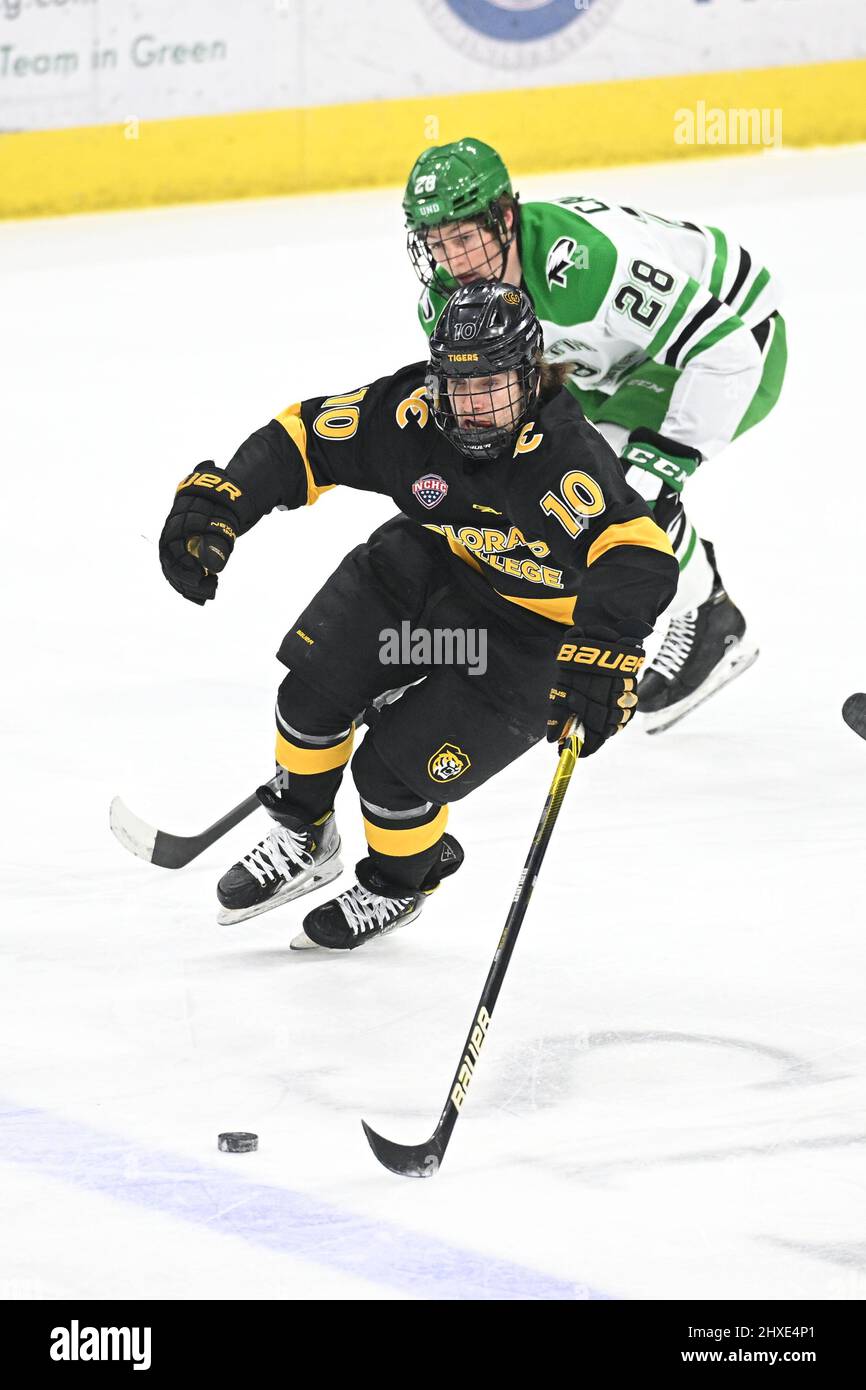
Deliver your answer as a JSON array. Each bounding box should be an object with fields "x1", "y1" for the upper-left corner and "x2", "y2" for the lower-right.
[{"x1": 158, "y1": 284, "x2": 678, "y2": 950}]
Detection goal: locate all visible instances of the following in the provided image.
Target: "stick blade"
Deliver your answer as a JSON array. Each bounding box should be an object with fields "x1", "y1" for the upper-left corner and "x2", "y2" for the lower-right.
[
  {"x1": 109, "y1": 796, "x2": 201, "y2": 869},
  {"x1": 109, "y1": 796, "x2": 157, "y2": 864},
  {"x1": 109, "y1": 786, "x2": 264, "y2": 871},
  {"x1": 361, "y1": 1120, "x2": 443, "y2": 1178},
  {"x1": 842, "y1": 693, "x2": 866, "y2": 741}
]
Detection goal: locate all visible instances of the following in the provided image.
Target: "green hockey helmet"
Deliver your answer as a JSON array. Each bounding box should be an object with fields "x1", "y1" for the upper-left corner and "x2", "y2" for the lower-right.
[{"x1": 403, "y1": 137, "x2": 516, "y2": 292}]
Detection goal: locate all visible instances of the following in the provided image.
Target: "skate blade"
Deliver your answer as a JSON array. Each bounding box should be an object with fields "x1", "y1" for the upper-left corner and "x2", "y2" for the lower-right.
[
  {"x1": 289, "y1": 930, "x2": 321, "y2": 951},
  {"x1": 641, "y1": 641, "x2": 759, "y2": 735},
  {"x1": 216, "y1": 857, "x2": 343, "y2": 925},
  {"x1": 289, "y1": 904, "x2": 424, "y2": 952}
]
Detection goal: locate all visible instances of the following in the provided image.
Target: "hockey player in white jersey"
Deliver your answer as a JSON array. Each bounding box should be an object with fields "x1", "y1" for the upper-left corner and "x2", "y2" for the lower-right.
[{"x1": 404, "y1": 138, "x2": 787, "y2": 731}]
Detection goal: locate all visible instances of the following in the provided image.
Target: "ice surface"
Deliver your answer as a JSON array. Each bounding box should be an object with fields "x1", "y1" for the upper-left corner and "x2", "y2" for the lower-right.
[{"x1": 1, "y1": 145, "x2": 865, "y2": 1301}]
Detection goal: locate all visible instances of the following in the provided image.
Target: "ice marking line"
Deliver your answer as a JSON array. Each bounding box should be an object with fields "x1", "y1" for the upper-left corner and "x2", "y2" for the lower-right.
[
  {"x1": 548, "y1": 1133, "x2": 866, "y2": 1181},
  {"x1": 0, "y1": 1101, "x2": 604, "y2": 1300},
  {"x1": 767, "y1": 1238, "x2": 866, "y2": 1273},
  {"x1": 490, "y1": 1029, "x2": 832, "y2": 1115}
]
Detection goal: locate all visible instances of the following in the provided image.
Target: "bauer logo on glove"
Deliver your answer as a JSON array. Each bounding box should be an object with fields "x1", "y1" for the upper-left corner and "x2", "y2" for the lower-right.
[
  {"x1": 159, "y1": 463, "x2": 246, "y2": 606},
  {"x1": 555, "y1": 642, "x2": 644, "y2": 673},
  {"x1": 176, "y1": 470, "x2": 243, "y2": 501},
  {"x1": 547, "y1": 633, "x2": 644, "y2": 755}
]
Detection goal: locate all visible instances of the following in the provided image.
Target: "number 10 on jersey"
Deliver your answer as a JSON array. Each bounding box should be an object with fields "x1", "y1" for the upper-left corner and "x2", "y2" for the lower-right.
[{"x1": 541, "y1": 470, "x2": 605, "y2": 536}]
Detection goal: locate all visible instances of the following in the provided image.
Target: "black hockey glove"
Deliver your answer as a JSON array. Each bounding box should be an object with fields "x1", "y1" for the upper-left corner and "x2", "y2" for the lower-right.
[
  {"x1": 159, "y1": 466, "x2": 246, "y2": 605},
  {"x1": 547, "y1": 634, "x2": 644, "y2": 755}
]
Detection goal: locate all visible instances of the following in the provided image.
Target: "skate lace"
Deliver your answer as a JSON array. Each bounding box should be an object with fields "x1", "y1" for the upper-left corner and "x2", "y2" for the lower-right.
[
  {"x1": 337, "y1": 884, "x2": 414, "y2": 938},
  {"x1": 241, "y1": 825, "x2": 314, "y2": 887},
  {"x1": 651, "y1": 610, "x2": 698, "y2": 681}
]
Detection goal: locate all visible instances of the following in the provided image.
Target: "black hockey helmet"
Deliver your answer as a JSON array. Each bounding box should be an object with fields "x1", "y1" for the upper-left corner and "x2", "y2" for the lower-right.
[{"x1": 427, "y1": 281, "x2": 543, "y2": 464}]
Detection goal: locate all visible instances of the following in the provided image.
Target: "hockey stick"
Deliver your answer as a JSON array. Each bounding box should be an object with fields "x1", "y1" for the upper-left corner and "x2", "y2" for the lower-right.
[
  {"x1": 109, "y1": 689, "x2": 411, "y2": 870},
  {"x1": 110, "y1": 777, "x2": 280, "y2": 870},
  {"x1": 362, "y1": 722, "x2": 583, "y2": 1178},
  {"x1": 842, "y1": 693, "x2": 866, "y2": 742}
]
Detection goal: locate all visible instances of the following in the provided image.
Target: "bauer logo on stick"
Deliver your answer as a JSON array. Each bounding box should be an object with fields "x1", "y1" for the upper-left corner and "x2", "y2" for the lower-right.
[{"x1": 450, "y1": 1005, "x2": 491, "y2": 1112}]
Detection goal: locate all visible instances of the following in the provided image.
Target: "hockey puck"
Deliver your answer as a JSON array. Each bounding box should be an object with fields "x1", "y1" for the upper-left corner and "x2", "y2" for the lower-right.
[{"x1": 218, "y1": 1132, "x2": 258, "y2": 1154}]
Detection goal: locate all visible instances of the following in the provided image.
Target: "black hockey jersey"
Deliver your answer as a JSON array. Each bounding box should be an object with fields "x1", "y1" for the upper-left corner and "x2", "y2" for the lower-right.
[{"x1": 222, "y1": 363, "x2": 678, "y2": 638}]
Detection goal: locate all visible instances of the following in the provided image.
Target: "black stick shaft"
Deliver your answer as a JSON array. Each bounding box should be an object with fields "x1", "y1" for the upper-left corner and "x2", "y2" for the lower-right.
[
  {"x1": 151, "y1": 789, "x2": 266, "y2": 868},
  {"x1": 432, "y1": 728, "x2": 581, "y2": 1151},
  {"x1": 114, "y1": 700, "x2": 391, "y2": 869}
]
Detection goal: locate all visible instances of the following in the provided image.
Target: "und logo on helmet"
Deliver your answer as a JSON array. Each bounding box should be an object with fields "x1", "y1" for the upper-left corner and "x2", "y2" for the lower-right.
[
  {"x1": 503, "y1": 289, "x2": 521, "y2": 306},
  {"x1": 428, "y1": 743, "x2": 471, "y2": 782}
]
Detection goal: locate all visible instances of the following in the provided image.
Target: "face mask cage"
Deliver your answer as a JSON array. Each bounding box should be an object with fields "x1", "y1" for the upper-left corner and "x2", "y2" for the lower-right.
[
  {"x1": 407, "y1": 201, "x2": 513, "y2": 293},
  {"x1": 426, "y1": 360, "x2": 539, "y2": 465}
]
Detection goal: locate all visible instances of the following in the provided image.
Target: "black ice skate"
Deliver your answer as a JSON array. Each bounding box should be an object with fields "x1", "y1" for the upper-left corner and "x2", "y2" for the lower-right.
[
  {"x1": 291, "y1": 834, "x2": 464, "y2": 952},
  {"x1": 639, "y1": 548, "x2": 758, "y2": 734},
  {"x1": 216, "y1": 802, "x2": 342, "y2": 925}
]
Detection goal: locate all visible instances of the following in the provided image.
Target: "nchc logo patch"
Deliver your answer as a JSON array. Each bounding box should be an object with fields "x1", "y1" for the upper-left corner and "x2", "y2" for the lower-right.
[
  {"x1": 412, "y1": 473, "x2": 449, "y2": 510},
  {"x1": 428, "y1": 742, "x2": 471, "y2": 783}
]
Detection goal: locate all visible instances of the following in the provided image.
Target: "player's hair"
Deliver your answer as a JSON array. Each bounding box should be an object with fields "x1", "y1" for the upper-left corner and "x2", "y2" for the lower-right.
[{"x1": 538, "y1": 357, "x2": 571, "y2": 397}]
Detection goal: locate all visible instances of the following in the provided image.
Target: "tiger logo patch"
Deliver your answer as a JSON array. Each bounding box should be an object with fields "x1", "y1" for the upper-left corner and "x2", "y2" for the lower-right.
[{"x1": 427, "y1": 743, "x2": 472, "y2": 783}]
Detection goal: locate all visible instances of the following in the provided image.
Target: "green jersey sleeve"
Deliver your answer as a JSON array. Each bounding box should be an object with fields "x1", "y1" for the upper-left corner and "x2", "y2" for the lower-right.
[
  {"x1": 519, "y1": 198, "x2": 619, "y2": 325},
  {"x1": 417, "y1": 285, "x2": 448, "y2": 339}
]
